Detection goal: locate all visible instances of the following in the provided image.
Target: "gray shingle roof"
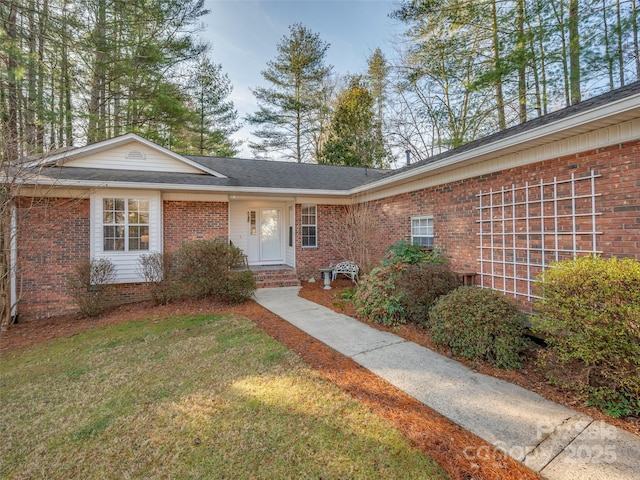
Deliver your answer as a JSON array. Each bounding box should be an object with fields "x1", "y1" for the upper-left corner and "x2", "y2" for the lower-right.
[
  {"x1": 35, "y1": 158, "x2": 388, "y2": 192},
  {"x1": 28, "y1": 82, "x2": 640, "y2": 193},
  {"x1": 385, "y1": 80, "x2": 640, "y2": 178},
  {"x1": 185, "y1": 156, "x2": 388, "y2": 189}
]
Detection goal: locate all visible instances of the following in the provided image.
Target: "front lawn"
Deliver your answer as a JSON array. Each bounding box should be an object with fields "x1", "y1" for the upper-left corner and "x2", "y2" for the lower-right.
[{"x1": 0, "y1": 314, "x2": 447, "y2": 479}]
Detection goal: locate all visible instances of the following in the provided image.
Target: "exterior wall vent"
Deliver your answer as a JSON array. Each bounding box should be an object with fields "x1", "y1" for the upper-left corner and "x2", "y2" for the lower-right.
[{"x1": 126, "y1": 149, "x2": 146, "y2": 160}]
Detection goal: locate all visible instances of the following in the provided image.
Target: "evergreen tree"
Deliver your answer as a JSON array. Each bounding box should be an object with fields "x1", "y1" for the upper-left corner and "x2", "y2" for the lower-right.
[
  {"x1": 247, "y1": 23, "x2": 332, "y2": 162},
  {"x1": 319, "y1": 76, "x2": 388, "y2": 168},
  {"x1": 367, "y1": 48, "x2": 390, "y2": 162},
  {"x1": 185, "y1": 56, "x2": 241, "y2": 157}
]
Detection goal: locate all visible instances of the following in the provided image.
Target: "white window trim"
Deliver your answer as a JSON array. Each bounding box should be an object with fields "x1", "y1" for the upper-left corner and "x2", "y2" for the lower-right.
[
  {"x1": 411, "y1": 215, "x2": 434, "y2": 248},
  {"x1": 301, "y1": 204, "x2": 317, "y2": 248},
  {"x1": 90, "y1": 189, "x2": 162, "y2": 283}
]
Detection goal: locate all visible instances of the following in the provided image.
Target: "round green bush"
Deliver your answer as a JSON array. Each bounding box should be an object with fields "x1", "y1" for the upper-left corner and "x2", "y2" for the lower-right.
[
  {"x1": 533, "y1": 255, "x2": 640, "y2": 417},
  {"x1": 173, "y1": 239, "x2": 255, "y2": 302},
  {"x1": 222, "y1": 270, "x2": 257, "y2": 304},
  {"x1": 353, "y1": 265, "x2": 406, "y2": 326},
  {"x1": 397, "y1": 263, "x2": 460, "y2": 324},
  {"x1": 429, "y1": 287, "x2": 527, "y2": 369}
]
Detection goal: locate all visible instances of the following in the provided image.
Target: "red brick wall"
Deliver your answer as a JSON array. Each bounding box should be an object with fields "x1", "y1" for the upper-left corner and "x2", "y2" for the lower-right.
[
  {"x1": 296, "y1": 141, "x2": 640, "y2": 295},
  {"x1": 163, "y1": 200, "x2": 228, "y2": 252},
  {"x1": 295, "y1": 204, "x2": 347, "y2": 279},
  {"x1": 15, "y1": 140, "x2": 640, "y2": 317},
  {"x1": 16, "y1": 197, "x2": 91, "y2": 318},
  {"x1": 17, "y1": 198, "x2": 229, "y2": 319}
]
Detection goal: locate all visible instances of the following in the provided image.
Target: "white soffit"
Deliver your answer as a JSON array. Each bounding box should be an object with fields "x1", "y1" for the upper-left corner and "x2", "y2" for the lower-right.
[{"x1": 355, "y1": 93, "x2": 640, "y2": 195}]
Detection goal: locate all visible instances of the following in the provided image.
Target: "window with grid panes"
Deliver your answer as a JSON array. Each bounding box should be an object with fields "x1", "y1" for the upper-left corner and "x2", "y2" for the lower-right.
[
  {"x1": 103, "y1": 198, "x2": 150, "y2": 251},
  {"x1": 411, "y1": 216, "x2": 434, "y2": 248},
  {"x1": 301, "y1": 205, "x2": 317, "y2": 247}
]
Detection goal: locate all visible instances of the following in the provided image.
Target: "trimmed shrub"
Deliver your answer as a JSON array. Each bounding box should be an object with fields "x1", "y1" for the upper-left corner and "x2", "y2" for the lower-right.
[
  {"x1": 353, "y1": 242, "x2": 449, "y2": 326},
  {"x1": 222, "y1": 270, "x2": 257, "y2": 304},
  {"x1": 67, "y1": 258, "x2": 116, "y2": 317},
  {"x1": 137, "y1": 252, "x2": 174, "y2": 305},
  {"x1": 429, "y1": 287, "x2": 527, "y2": 369},
  {"x1": 382, "y1": 240, "x2": 446, "y2": 267},
  {"x1": 353, "y1": 264, "x2": 407, "y2": 326},
  {"x1": 533, "y1": 255, "x2": 640, "y2": 417},
  {"x1": 173, "y1": 239, "x2": 255, "y2": 303},
  {"x1": 397, "y1": 263, "x2": 460, "y2": 324}
]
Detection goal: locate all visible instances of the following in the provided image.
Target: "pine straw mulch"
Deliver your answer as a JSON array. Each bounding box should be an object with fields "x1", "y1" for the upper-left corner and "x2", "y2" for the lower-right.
[
  {"x1": 298, "y1": 279, "x2": 640, "y2": 439},
  {"x1": 1, "y1": 280, "x2": 637, "y2": 480}
]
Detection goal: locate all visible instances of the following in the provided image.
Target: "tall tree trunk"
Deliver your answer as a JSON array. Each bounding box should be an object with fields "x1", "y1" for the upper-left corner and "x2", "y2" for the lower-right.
[
  {"x1": 4, "y1": 1, "x2": 19, "y2": 161},
  {"x1": 491, "y1": 0, "x2": 506, "y2": 130},
  {"x1": 633, "y1": 0, "x2": 640, "y2": 79},
  {"x1": 536, "y1": 0, "x2": 548, "y2": 114},
  {"x1": 616, "y1": 0, "x2": 624, "y2": 86},
  {"x1": 552, "y1": 0, "x2": 572, "y2": 106},
  {"x1": 88, "y1": 0, "x2": 107, "y2": 143},
  {"x1": 568, "y1": 0, "x2": 581, "y2": 104},
  {"x1": 526, "y1": 6, "x2": 543, "y2": 117},
  {"x1": 26, "y1": 0, "x2": 37, "y2": 150},
  {"x1": 36, "y1": 0, "x2": 48, "y2": 150},
  {"x1": 602, "y1": 0, "x2": 614, "y2": 89},
  {"x1": 516, "y1": 0, "x2": 527, "y2": 123}
]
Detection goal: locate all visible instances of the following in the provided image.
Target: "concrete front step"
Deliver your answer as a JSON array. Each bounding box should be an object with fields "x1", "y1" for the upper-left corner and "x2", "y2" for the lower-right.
[{"x1": 252, "y1": 268, "x2": 301, "y2": 289}]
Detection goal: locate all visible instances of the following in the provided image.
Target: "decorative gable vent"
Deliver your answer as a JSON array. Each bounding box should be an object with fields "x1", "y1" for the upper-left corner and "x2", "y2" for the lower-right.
[{"x1": 126, "y1": 149, "x2": 146, "y2": 160}]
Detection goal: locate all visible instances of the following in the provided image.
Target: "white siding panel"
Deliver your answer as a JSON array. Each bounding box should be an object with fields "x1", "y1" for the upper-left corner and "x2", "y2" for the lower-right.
[
  {"x1": 285, "y1": 203, "x2": 295, "y2": 266},
  {"x1": 65, "y1": 144, "x2": 203, "y2": 174},
  {"x1": 90, "y1": 189, "x2": 162, "y2": 284},
  {"x1": 229, "y1": 201, "x2": 249, "y2": 255}
]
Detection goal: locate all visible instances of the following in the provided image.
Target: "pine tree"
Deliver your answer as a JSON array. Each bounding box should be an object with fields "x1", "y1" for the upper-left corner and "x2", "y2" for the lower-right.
[
  {"x1": 319, "y1": 76, "x2": 388, "y2": 168},
  {"x1": 247, "y1": 23, "x2": 332, "y2": 162},
  {"x1": 185, "y1": 56, "x2": 241, "y2": 157}
]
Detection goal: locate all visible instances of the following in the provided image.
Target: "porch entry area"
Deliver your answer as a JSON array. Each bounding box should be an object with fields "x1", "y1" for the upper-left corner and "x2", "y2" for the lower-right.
[{"x1": 228, "y1": 200, "x2": 296, "y2": 267}]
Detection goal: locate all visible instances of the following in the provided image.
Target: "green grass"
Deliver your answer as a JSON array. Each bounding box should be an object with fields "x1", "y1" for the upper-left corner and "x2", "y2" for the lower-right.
[{"x1": 1, "y1": 314, "x2": 447, "y2": 479}]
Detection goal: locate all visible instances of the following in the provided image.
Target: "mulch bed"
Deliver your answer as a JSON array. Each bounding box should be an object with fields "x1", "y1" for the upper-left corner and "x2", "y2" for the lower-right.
[{"x1": 2, "y1": 280, "x2": 638, "y2": 479}]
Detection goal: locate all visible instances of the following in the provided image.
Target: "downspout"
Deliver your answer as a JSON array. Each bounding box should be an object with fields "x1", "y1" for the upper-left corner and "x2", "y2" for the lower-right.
[{"x1": 10, "y1": 201, "x2": 17, "y2": 321}]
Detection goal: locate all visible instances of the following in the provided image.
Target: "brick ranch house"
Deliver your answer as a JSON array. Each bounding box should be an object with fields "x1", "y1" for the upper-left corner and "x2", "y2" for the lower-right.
[{"x1": 10, "y1": 82, "x2": 640, "y2": 319}]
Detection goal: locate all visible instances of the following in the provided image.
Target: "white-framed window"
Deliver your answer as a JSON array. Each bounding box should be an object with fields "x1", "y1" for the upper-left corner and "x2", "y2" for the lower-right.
[
  {"x1": 102, "y1": 198, "x2": 150, "y2": 252},
  {"x1": 91, "y1": 190, "x2": 161, "y2": 283},
  {"x1": 301, "y1": 204, "x2": 317, "y2": 247},
  {"x1": 411, "y1": 216, "x2": 434, "y2": 248}
]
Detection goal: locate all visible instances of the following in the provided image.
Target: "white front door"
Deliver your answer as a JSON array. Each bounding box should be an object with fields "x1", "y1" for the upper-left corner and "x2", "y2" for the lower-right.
[{"x1": 259, "y1": 208, "x2": 283, "y2": 262}]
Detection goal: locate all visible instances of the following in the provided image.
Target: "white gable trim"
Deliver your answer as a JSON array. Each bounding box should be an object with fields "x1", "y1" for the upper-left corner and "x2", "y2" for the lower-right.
[{"x1": 25, "y1": 133, "x2": 227, "y2": 178}]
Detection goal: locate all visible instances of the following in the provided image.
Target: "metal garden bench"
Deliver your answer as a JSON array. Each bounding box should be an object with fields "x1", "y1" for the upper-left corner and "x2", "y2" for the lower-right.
[{"x1": 331, "y1": 261, "x2": 359, "y2": 282}]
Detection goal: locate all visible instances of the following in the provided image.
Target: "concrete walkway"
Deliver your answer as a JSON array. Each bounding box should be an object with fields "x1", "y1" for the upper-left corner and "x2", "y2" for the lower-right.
[{"x1": 254, "y1": 287, "x2": 640, "y2": 480}]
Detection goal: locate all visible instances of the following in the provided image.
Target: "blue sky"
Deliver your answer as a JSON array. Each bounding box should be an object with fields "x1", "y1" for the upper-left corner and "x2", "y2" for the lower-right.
[{"x1": 203, "y1": 0, "x2": 403, "y2": 158}]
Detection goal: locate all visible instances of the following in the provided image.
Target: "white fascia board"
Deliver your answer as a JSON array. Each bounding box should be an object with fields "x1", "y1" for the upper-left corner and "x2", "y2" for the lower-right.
[
  {"x1": 352, "y1": 92, "x2": 640, "y2": 194},
  {"x1": 20, "y1": 177, "x2": 352, "y2": 198},
  {"x1": 24, "y1": 133, "x2": 228, "y2": 178}
]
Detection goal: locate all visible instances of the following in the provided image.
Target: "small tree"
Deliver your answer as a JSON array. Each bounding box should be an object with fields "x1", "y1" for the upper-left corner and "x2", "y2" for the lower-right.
[
  {"x1": 67, "y1": 257, "x2": 116, "y2": 317},
  {"x1": 319, "y1": 76, "x2": 389, "y2": 168},
  {"x1": 137, "y1": 252, "x2": 174, "y2": 305},
  {"x1": 326, "y1": 202, "x2": 381, "y2": 274}
]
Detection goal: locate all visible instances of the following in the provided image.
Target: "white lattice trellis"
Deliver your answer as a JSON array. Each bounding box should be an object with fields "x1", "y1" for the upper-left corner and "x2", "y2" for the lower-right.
[{"x1": 476, "y1": 171, "x2": 602, "y2": 301}]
